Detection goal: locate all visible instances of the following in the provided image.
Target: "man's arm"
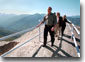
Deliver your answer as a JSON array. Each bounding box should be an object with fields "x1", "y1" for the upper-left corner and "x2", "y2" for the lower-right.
[
  {"x1": 36, "y1": 21, "x2": 43, "y2": 27},
  {"x1": 36, "y1": 16, "x2": 46, "y2": 27},
  {"x1": 66, "y1": 19, "x2": 72, "y2": 24}
]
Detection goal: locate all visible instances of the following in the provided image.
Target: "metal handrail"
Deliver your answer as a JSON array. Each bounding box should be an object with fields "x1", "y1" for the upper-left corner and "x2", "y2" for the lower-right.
[
  {"x1": 67, "y1": 19, "x2": 80, "y2": 36},
  {"x1": 72, "y1": 23, "x2": 80, "y2": 36},
  {"x1": 67, "y1": 24, "x2": 80, "y2": 57},
  {"x1": 0, "y1": 31, "x2": 43, "y2": 57},
  {"x1": 0, "y1": 24, "x2": 43, "y2": 57},
  {"x1": 0, "y1": 26, "x2": 36, "y2": 41},
  {"x1": 0, "y1": 19, "x2": 44, "y2": 57}
]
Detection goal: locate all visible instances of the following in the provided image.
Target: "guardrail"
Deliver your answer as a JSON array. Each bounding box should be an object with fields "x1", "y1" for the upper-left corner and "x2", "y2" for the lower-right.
[
  {"x1": 67, "y1": 19, "x2": 80, "y2": 36},
  {"x1": 0, "y1": 20, "x2": 43, "y2": 57},
  {"x1": 67, "y1": 23, "x2": 80, "y2": 57},
  {"x1": 0, "y1": 31, "x2": 43, "y2": 57},
  {"x1": 0, "y1": 26, "x2": 35, "y2": 41},
  {"x1": 72, "y1": 23, "x2": 80, "y2": 36}
]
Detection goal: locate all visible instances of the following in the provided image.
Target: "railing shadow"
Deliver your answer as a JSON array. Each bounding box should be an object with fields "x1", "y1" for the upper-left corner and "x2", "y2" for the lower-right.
[
  {"x1": 62, "y1": 38, "x2": 75, "y2": 47},
  {"x1": 51, "y1": 38, "x2": 64, "y2": 57},
  {"x1": 32, "y1": 37, "x2": 72, "y2": 57},
  {"x1": 32, "y1": 39, "x2": 62, "y2": 57},
  {"x1": 64, "y1": 34, "x2": 80, "y2": 42},
  {"x1": 52, "y1": 45, "x2": 72, "y2": 57},
  {"x1": 32, "y1": 32, "x2": 80, "y2": 57},
  {"x1": 62, "y1": 37, "x2": 80, "y2": 49},
  {"x1": 51, "y1": 38, "x2": 72, "y2": 57},
  {"x1": 32, "y1": 45, "x2": 42, "y2": 57},
  {"x1": 46, "y1": 38, "x2": 72, "y2": 57}
]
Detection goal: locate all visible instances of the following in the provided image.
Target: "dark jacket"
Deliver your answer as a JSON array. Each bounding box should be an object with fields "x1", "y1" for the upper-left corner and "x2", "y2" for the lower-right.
[
  {"x1": 62, "y1": 18, "x2": 71, "y2": 27},
  {"x1": 57, "y1": 16, "x2": 62, "y2": 27}
]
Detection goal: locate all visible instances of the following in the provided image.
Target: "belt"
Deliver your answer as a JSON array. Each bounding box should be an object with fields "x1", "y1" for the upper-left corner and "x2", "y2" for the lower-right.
[{"x1": 45, "y1": 25, "x2": 54, "y2": 27}]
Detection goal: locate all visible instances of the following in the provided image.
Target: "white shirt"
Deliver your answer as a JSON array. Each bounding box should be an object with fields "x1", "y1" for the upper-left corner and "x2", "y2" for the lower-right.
[{"x1": 57, "y1": 16, "x2": 59, "y2": 23}]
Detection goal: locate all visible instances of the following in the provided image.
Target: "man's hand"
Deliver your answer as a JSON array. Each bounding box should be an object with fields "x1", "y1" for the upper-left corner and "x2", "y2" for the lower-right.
[
  {"x1": 36, "y1": 24, "x2": 40, "y2": 28},
  {"x1": 51, "y1": 27, "x2": 55, "y2": 31},
  {"x1": 36, "y1": 22, "x2": 43, "y2": 28}
]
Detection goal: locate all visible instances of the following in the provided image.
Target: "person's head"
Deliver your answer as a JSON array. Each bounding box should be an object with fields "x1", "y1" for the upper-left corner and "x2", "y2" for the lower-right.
[
  {"x1": 56, "y1": 12, "x2": 60, "y2": 17},
  {"x1": 63, "y1": 15, "x2": 67, "y2": 21},
  {"x1": 47, "y1": 7, "x2": 52, "y2": 14},
  {"x1": 63, "y1": 15, "x2": 66, "y2": 19},
  {"x1": 63, "y1": 15, "x2": 66, "y2": 18}
]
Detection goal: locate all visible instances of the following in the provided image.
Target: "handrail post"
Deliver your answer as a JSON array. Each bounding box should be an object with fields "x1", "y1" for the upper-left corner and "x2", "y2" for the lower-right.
[
  {"x1": 39, "y1": 20, "x2": 41, "y2": 42},
  {"x1": 68, "y1": 24, "x2": 80, "y2": 57},
  {"x1": 71, "y1": 26, "x2": 74, "y2": 40},
  {"x1": 67, "y1": 19, "x2": 80, "y2": 36},
  {"x1": 72, "y1": 24, "x2": 80, "y2": 36}
]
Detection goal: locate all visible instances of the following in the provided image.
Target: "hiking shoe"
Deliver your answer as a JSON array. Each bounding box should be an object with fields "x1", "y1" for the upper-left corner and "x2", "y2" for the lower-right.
[
  {"x1": 42, "y1": 45, "x2": 46, "y2": 47},
  {"x1": 51, "y1": 44, "x2": 54, "y2": 47}
]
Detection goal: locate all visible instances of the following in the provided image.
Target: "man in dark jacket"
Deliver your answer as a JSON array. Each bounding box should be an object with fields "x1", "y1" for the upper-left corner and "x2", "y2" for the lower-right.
[{"x1": 37, "y1": 7, "x2": 57, "y2": 47}]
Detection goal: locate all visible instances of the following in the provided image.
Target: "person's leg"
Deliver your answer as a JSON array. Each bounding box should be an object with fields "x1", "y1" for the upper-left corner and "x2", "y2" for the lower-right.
[
  {"x1": 58, "y1": 27, "x2": 62, "y2": 40},
  {"x1": 62, "y1": 26, "x2": 66, "y2": 36},
  {"x1": 59, "y1": 27, "x2": 61, "y2": 37},
  {"x1": 62, "y1": 27, "x2": 64, "y2": 36},
  {"x1": 43, "y1": 25, "x2": 48, "y2": 46},
  {"x1": 49, "y1": 27, "x2": 55, "y2": 46},
  {"x1": 55, "y1": 24, "x2": 59, "y2": 37}
]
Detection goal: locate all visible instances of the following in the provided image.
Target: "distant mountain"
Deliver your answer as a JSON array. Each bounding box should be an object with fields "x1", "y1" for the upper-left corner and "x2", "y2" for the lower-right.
[
  {"x1": 0, "y1": 13, "x2": 44, "y2": 32},
  {"x1": 0, "y1": 26, "x2": 14, "y2": 37},
  {"x1": 68, "y1": 15, "x2": 80, "y2": 18},
  {"x1": 5, "y1": 14, "x2": 44, "y2": 32},
  {"x1": 0, "y1": 13, "x2": 17, "y2": 27}
]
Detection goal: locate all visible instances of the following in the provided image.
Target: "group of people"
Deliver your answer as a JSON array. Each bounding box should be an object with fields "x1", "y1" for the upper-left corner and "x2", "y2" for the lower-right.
[{"x1": 37, "y1": 7, "x2": 71, "y2": 47}]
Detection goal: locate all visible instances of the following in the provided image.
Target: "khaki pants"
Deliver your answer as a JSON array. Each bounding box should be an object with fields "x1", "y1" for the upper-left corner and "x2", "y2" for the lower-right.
[{"x1": 55, "y1": 23, "x2": 62, "y2": 37}]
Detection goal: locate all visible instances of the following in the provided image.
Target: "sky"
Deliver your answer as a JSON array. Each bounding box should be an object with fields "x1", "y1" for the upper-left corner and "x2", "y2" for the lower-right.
[{"x1": 0, "y1": 0, "x2": 80, "y2": 16}]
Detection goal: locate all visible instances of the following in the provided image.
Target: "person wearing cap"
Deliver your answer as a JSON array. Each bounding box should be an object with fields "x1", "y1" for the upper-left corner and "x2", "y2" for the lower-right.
[{"x1": 37, "y1": 7, "x2": 57, "y2": 47}]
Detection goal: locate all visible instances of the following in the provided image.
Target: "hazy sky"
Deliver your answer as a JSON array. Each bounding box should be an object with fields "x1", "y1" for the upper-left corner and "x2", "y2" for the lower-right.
[{"x1": 0, "y1": 0, "x2": 80, "y2": 16}]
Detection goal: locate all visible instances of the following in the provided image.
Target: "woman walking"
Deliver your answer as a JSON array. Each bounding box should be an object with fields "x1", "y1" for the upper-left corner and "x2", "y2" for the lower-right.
[{"x1": 62, "y1": 15, "x2": 71, "y2": 36}]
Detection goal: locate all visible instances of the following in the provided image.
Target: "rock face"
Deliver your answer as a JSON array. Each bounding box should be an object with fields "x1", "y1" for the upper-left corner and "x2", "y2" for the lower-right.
[
  {"x1": 0, "y1": 24, "x2": 80, "y2": 57},
  {"x1": 0, "y1": 42, "x2": 19, "y2": 55}
]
